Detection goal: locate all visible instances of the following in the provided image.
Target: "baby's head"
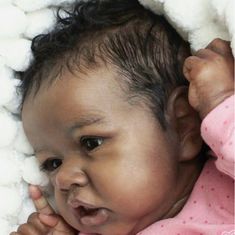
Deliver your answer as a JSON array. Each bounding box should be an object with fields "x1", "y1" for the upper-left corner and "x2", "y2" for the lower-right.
[{"x1": 21, "y1": 0, "x2": 205, "y2": 234}]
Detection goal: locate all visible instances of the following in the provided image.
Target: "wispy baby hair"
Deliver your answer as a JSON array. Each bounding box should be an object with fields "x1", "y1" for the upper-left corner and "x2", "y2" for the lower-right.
[{"x1": 20, "y1": 0, "x2": 190, "y2": 128}]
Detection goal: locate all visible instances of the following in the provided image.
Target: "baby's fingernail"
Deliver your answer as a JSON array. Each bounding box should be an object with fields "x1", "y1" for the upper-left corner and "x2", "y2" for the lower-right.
[
  {"x1": 34, "y1": 196, "x2": 48, "y2": 209},
  {"x1": 29, "y1": 185, "x2": 41, "y2": 199}
]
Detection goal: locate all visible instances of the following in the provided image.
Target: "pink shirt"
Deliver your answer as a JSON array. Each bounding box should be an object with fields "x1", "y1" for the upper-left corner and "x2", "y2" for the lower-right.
[{"x1": 80, "y1": 95, "x2": 235, "y2": 235}]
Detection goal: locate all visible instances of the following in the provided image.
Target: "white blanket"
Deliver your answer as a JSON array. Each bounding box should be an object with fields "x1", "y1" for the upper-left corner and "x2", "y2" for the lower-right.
[{"x1": 0, "y1": 0, "x2": 234, "y2": 233}]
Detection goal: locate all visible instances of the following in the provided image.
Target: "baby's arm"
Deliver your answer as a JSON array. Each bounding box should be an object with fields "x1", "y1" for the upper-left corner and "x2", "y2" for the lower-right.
[
  {"x1": 9, "y1": 185, "x2": 77, "y2": 235},
  {"x1": 183, "y1": 38, "x2": 234, "y2": 178},
  {"x1": 201, "y1": 95, "x2": 234, "y2": 178}
]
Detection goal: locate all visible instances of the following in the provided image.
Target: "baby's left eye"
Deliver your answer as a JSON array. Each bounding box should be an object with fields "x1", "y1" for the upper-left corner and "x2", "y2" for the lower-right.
[
  {"x1": 80, "y1": 136, "x2": 104, "y2": 151},
  {"x1": 40, "y1": 158, "x2": 62, "y2": 172}
]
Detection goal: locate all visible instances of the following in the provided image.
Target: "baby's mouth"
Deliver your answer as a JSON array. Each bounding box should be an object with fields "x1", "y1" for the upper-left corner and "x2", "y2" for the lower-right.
[
  {"x1": 75, "y1": 204, "x2": 109, "y2": 226},
  {"x1": 79, "y1": 205, "x2": 101, "y2": 217}
]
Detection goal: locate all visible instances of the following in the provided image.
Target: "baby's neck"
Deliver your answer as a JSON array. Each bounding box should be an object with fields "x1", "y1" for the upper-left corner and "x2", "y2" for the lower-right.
[{"x1": 162, "y1": 155, "x2": 206, "y2": 219}]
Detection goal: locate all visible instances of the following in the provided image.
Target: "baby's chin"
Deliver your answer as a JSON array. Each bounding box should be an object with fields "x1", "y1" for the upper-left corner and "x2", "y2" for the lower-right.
[{"x1": 73, "y1": 216, "x2": 143, "y2": 235}]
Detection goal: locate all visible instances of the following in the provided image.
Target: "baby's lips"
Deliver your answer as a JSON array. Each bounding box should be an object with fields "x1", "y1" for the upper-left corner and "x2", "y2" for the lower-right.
[{"x1": 80, "y1": 208, "x2": 109, "y2": 226}]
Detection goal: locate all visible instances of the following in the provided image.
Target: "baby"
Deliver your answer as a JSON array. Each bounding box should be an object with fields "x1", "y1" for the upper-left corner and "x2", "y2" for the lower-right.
[{"x1": 10, "y1": 0, "x2": 234, "y2": 234}]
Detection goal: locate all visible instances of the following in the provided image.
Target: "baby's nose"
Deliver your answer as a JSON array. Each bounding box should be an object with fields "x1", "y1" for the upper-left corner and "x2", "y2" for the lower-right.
[{"x1": 54, "y1": 162, "x2": 89, "y2": 191}]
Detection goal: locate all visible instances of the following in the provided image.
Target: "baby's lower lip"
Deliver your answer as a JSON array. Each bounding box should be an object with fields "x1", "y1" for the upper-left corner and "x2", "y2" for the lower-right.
[{"x1": 74, "y1": 206, "x2": 109, "y2": 227}]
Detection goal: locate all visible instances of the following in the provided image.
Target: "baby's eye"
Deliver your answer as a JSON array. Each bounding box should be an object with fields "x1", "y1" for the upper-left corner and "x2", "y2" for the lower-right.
[
  {"x1": 40, "y1": 158, "x2": 62, "y2": 172},
  {"x1": 80, "y1": 136, "x2": 104, "y2": 151}
]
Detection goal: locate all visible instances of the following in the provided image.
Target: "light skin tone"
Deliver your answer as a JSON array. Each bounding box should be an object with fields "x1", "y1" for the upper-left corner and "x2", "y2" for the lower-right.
[{"x1": 10, "y1": 38, "x2": 234, "y2": 235}]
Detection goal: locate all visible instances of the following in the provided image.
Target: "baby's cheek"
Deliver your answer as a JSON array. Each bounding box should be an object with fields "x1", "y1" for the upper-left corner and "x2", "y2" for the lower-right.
[
  {"x1": 49, "y1": 174, "x2": 56, "y2": 188},
  {"x1": 109, "y1": 171, "x2": 171, "y2": 216},
  {"x1": 54, "y1": 187, "x2": 69, "y2": 214}
]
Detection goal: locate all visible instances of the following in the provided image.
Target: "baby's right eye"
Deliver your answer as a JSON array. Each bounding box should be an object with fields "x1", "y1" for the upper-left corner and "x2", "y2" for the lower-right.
[{"x1": 40, "y1": 158, "x2": 62, "y2": 172}]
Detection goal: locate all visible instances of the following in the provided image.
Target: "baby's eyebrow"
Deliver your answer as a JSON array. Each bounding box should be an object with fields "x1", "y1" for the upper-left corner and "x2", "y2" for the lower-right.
[
  {"x1": 66, "y1": 114, "x2": 106, "y2": 134},
  {"x1": 34, "y1": 148, "x2": 53, "y2": 155}
]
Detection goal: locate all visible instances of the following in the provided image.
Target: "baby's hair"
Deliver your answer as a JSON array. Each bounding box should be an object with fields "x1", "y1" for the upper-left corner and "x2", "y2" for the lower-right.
[{"x1": 20, "y1": 0, "x2": 190, "y2": 128}]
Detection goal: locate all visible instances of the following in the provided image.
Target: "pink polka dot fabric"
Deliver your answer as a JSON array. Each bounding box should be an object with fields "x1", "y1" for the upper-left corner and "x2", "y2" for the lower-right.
[
  {"x1": 137, "y1": 158, "x2": 234, "y2": 235},
  {"x1": 80, "y1": 95, "x2": 235, "y2": 235},
  {"x1": 201, "y1": 95, "x2": 234, "y2": 179}
]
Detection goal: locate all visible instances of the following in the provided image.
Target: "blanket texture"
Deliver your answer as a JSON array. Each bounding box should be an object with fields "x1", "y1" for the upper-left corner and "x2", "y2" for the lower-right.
[{"x1": 0, "y1": 0, "x2": 234, "y2": 233}]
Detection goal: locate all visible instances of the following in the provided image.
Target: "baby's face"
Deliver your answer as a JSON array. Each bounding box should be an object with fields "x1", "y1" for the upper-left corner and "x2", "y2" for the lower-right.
[{"x1": 22, "y1": 67, "x2": 183, "y2": 235}]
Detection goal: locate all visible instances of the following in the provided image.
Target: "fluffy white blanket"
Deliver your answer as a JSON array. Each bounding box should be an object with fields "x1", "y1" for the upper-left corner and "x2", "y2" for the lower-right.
[{"x1": 0, "y1": 0, "x2": 234, "y2": 233}]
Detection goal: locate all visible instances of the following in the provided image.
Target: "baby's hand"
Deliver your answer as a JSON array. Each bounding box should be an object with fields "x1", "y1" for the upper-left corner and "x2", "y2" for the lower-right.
[
  {"x1": 183, "y1": 38, "x2": 234, "y2": 119},
  {"x1": 10, "y1": 185, "x2": 76, "y2": 235}
]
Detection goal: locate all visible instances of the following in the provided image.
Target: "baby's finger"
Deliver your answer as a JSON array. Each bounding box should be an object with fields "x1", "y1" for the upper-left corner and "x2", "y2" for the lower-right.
[
  {"x1": 194, "y1": 48, "x2": 219, "y2": 59},
  {"x1": 27, "y1": 212, "x2": 49, "y2": 233},
  {"x1": 183, "y1": 56, "x2": 202, "y2": 81},
  {"x1": 38, "y1": 214, "x2": 58, "y2": 227},
  {"x1": 17, "y1": 223, "x2": 41, "y2": 235},
  {"x1": 29, "y1": 185, "x2": 55, "y2": 215},
  {"x1": 39, "y1": 214, "x2": 76, "y2": 234},
  {"x1": 206, "y1": 38, "x2": 232, "y2": 57}
]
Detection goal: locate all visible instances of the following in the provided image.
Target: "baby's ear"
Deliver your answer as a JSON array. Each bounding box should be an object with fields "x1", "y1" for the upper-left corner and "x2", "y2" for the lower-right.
[{"x1": 165, "y1": 86, "x2": 203, "y2": 162}]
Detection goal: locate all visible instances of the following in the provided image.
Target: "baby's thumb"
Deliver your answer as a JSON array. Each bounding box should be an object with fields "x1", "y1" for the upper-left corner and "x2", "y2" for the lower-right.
[
  {"x1": 39, "y1": 214, "x2": 75, "y2": 234},
  {"x1": 38, "y1": 213, "x2": 58, "y2": 227}
]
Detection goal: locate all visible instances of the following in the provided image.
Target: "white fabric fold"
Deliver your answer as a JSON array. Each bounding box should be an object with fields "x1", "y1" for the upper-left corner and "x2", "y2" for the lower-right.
[{"x1": 0, "y1": 0, "x2": 234, "y2": 234}]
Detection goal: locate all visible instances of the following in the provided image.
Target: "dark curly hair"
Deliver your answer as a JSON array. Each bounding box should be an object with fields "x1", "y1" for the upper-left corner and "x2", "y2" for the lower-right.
[{"x1": 20, "y1": 0, "x2": 190, "y2": 128}]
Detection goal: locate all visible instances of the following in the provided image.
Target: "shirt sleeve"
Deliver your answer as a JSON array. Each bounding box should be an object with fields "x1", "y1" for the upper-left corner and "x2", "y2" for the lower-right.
[{"x1": 201, "y1": 95, "x2": 234, "y2": 178}]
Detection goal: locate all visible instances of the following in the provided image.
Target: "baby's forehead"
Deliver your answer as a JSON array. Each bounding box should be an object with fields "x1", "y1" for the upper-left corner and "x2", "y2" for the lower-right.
[{"x1": 23, "y1": 66, "x2": 136, "y2": 116}]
